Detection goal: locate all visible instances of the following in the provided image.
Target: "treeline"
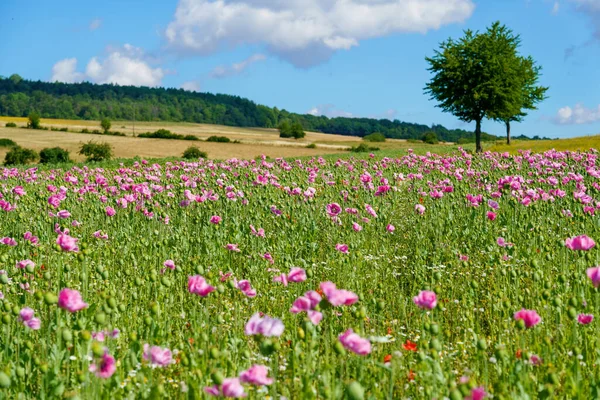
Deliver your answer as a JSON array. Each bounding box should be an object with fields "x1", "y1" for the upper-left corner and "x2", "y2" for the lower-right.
[{"x1": 0, "y1": 75, "x2": 543, "y2": 142}]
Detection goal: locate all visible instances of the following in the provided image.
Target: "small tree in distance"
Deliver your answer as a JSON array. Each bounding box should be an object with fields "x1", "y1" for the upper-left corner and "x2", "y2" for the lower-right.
[
  {"x1": 4, "y1": 146, "x2": 38, "y2": 165},
  {"x1": 27, "y1": 112, "x2": 41, "y2": 129},
  {"x1": 278, "y1": 120, "x2": 292, "y2": 138},
  {"x1": 290, "y1": 121, "x2": 305, "y2": 139},
  {"x1": 79, "y1": 141, "x2": 113, "y2": 162},
  {"x1": 100, "y1": 118, "x2": 111, "y2": 134}
]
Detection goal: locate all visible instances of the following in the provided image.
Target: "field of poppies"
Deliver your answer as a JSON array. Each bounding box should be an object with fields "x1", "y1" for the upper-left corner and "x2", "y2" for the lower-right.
[{"x1": 1, "y1": 148, "x2": 600, "y2": 399}]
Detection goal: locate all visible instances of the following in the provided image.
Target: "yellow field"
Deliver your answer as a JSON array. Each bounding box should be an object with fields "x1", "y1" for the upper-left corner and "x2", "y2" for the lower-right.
[{"x1": 488, "y1": 135, "x2": 600, "y2": 153}]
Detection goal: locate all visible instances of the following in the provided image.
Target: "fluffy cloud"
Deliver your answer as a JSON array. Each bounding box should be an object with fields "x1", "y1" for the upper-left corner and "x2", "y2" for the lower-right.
[
  {"x1": 50, "y1": 45, "x2": 164, "y2": 87},
  {"x1": 89, "y1": 18, "x2": 102, "y2": 31},
  {"x1": 51, "y1": 58, "x2": 85, "y2": 83},
  {"x1": 308, "y1": 104, "x2": 355, "y2": 118},
  {"x1": 181, "y1": 80, "x2": 201, "y2": 92},
  {"x1": 555, "y1": 103, "x2": 600, "y2": 124},
  {"x1": 570, "y1": 0, "x2": 600, "y2": 38},
  {"x1": 210, "y1": 54, "x2": 266, "y2": 78},
  {"x1": 165, "y1": 0, "x2": 475, "y2": 67}
]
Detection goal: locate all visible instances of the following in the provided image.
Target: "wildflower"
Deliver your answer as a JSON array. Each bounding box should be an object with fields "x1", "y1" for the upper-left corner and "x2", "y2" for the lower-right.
[
  {"x1": 529, "y1": 354, "x2": 542, "y2": 366},
  {"x1": 273, "y1": 267, "x2": 306, "y2": 287},
  {"x1": 578, "y1": 314, "x2": 594, "y2": 325},
  {"x1": 89, "y1": 350, "x2": 116, "y2": 379},
  {"x1": 487, "y1": 211, "x2": 497, "y2": 221},
  {"x1": 386, "y1": 224, "x2": 395, "y2": 233},
  {"x1": 16, "y1": 259, "x2": 34, "y2": 269},
  {"x1": 204, "y1": 378, "x2": 247, "y2": 398},
  {"x1": 56, "y1": 234, "x2": 79, "y2": 252},
  {"x1": 263, "y1": 253, "x2": 274, "y2": 264},
  {"x1": 513, "y1": 309, "x2": 541, "y2": 328},
  {"x1": 338, "y1": 329, "x2": 371, "y2": 355},
  {"x1": 225, "y1": 244, "x2": 241, "y2": 252},
  {"x1": 413, "y1": 290, "x2": 437, "y2": 309},
  {"x1": 290, "y1": 291, "x2": 322, "y2": 325},
  {"x1": 320, "y1": 282, "x2": 358, "y2": 306},
  {"x1": 352, "y1": 222, "x2": 363, "y2": 232},
  {"x1": 250, "y1": 225, "x2": 265, "y2": 237},
  {"x1": 164, "y1": 260, "x2": 176, "y2": 270},
  {"x1": 326, "y1": 203, "x2": 342, "y2": 217},
  {"x1": 415, "y1": 204, "x2": 425, "y2": 215},
  {"x1": 244, "y1": 313, "x2": 284, "y2": 337},
  {"x1": 565, "y1": 235, "x2": 595, "y2": 251},
  {"x1": 57, "y1": 210, "x2": 71, "y2": 219},
  {"x1": 239, "y1": 365, "x2": 273, "y2": 386},
  {"x1": 210, "y1": 215, "x2": 222, "y2": 224},
  {"x1": 143, "y1": 344, "x2": 173, "y2": 367},
  {"x1": 497, "y1": 237, "x2": 513, "y2": 247},
  {"x1": 467, "y1": 387, "x2": 487, "y2": 400},
  {"x1": 58, "y1": 288, "x2": 88, "y2": 313},
  {"x1": 335, "y1": 244, "x2": 349, "y2": 254},
  {"x1": 402, "y1": 340, "x2": 418, "y2": 352},
  {"x1": 19, "y1": 307, "x2": 41, "y2": 330},
  {"x1": 188, "y1": 276, "x2": 215, "y2": 297},
  {"x1": 237, "y1": 280, "x2": 257, "y2": 298},
  {"x1": 587, "y1": 267, "x2": 600, "y2": 287}
]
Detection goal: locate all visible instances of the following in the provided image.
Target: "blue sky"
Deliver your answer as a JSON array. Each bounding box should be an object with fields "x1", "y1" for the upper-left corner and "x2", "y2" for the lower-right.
[{"x1": 0, "y1": 0, "x2": 599, "y2": 138}]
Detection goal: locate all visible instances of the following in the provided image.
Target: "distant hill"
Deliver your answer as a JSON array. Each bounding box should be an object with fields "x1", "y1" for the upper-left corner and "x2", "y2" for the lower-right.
[{"x1": 0, "y1": 74, "x2": 523, "y2": 143}]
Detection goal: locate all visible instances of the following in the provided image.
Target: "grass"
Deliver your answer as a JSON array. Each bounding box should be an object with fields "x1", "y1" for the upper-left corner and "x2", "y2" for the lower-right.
[{"x1": 488, "y1": 135, "x2": 600, "y2": 153}]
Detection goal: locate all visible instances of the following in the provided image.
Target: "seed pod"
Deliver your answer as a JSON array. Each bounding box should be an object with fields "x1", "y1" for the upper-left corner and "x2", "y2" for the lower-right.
[
  {"x1": 333, "y1": 341, "x2": 346, "y2": 356},
  {"x1": 0, "y1": 372, "x2": 10, "y2": 388},
  {"x1": 211, "y1": 371, "x2": 224, "y2": 385},
  {"x1": 346, "y1": 381, "x2": 364, "y2": 400},
  {"x1": 62, "y1": 329, "x2": 73, "y2": 342}
]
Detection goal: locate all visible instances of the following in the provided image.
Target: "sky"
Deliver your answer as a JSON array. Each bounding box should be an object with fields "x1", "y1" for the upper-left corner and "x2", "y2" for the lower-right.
[{"x1": 0, "y1": 0, "x2": 599, "y2": 138}]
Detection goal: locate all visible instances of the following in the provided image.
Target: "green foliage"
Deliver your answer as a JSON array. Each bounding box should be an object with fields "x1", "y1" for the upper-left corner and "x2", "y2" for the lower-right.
[
  {"x1": 350, "y1": 143, "x2": 379, "y2": 152},
  {"x1": 182, "y1": 146, "x2": 207, "y2": 159},
  {"x1": 422, "y1": 132, "x2": 439, "y2": 144},
  {"x1": 306, "y1": 143, "x2": 317, "y2": 149},
  {"x1": 206, "y1": 136, "x2": 231, "y2": 143},
  {"x1": 363, "y1": 132, "x2": 386, "y2": 142},
  {"x1": 278, "y1": 120, "x2": 293, "y2": 138},
  {"x1": 4, "y1": 146, "x2": 38, "y2": 165},
  {"x1": 138, "y1": 129, "x2": 199, "y2": 141},
  {"x1": 0, "y1": 138, "x2": 17, "y2": 147},
  {"x1": 4, "y1": 122, "x2": 17, "y2": 128},
  {"x1": 290, "y1": 121, "x2": 305, "y2": 139},
  {"x1": 27, "y1": 112, "x2": 41, "y2": 129},
  {"x1": 39, "y1": 147, "x2": 71, "y2": 164},
  {"x1": 100, "y1": 118, "x2": 111, "y2": 134},
  {"x1": 0, "y1": 77, "x2": 496, "y2": 142},
  {"x1": 78, "y1": 141, "x2": 113, "y2": 162}
]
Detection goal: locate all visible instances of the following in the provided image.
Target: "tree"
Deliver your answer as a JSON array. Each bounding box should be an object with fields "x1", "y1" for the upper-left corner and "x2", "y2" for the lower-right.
[
  {"x1": 100, "y1": 118, "x2": 111, "y2": 134},
  {"x1": 4, "y1": 146, "x2": 38, "y2": 165},
  {"x1": 422, "y1": 132, "x2": 439, "y2": 144},
  {"x1": 27, "y1": 112, "x2": 41, "y2": 129},
  {"x1": 424, "y1": 22, "x2": 525, "y2": 152},
  {"x1": 290, "y1": 121, "x2": 305, "y2": 139},
  {"x1": 182, "y1": 146, "x2": 208, "y2": 159},
  {"x1": 278, "y1": 120, "x2": 293, "y2": 138},
  {"x1": 78, "y1": 141, "x2": 113, "y2": 162},
  {"x1": 40, "y1": 147, "x2": 71, "y2": 164}
]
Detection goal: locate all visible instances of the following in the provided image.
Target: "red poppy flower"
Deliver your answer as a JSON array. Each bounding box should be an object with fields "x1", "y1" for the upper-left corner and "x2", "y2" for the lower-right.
[{"x1": 403, "y1": 340, "x2": 418, "y2": 352}]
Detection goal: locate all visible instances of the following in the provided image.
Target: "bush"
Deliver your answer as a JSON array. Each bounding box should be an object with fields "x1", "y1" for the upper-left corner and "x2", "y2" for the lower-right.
[
  {"x1": 422, "y1": 132, "x2": 439, "y2": 144},
  {"x1": 0, "y1": 138, "x2": 17, "y2": 147},
  {"x1": 278, "y1": 120, "x2": 293, "y2": 138},
  {"x1": 39, "y1": 147, "x2": 71, "y2": 164},
  {"x1": 100, "y1": 118, "x2": 111, "y2": 134},
  {"x1": 4, "y1": 122, "x2": 17, "y2": 128},
  {"x1": 350, "y1": 143, "x2": 379, "y2": 152},
  {"x1": 306, "y1": 143, "x2": 317, "y2": 149},
  {"x1": 183, "y1": 135, "x2": 199, "y2": 141},
  {"x1": 182, "y1": 146, "x2": 207, "y2": 160},
  {"x1": 207, "y1": 136, "x2": 231, "y2": 143},
  {"x1": 81, "y1": 128, "x2": 90, "y2": 133},
  {"x1": 290, "y1": 122, "x2": 305, "y2": 139},
  {"x1": 363, "y1": 132, "x2": 386, "y2": 142},
  {"x1": 60, "y1": 127, "x2": 68, "y2": 132},
  {"x1": 78, "y1": 141, "x2": 113, "y2": 162},
  {"x1": 27, "y1": 112, "x2": 41, "y2": 129},
  {"x1": 4, "y1": 146, "x2": 38, "y2": 165}
]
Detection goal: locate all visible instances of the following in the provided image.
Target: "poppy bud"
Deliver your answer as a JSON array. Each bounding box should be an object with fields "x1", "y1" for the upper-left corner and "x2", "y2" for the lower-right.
[{"x1": 346, "y1": 381, "x2": 364, "y2": 400}]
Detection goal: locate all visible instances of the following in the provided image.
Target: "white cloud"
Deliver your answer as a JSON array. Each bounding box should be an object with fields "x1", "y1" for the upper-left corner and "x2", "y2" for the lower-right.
[
  {"x1": 51, "y1": 58, "x2": 85, "y2": 83},
  {"x1": 181, "y1": 81, "x2": 201, "y2": 92},
  {"x1": 210, "y1": 53, "x2": 266, "y2": 78},
  {"x1": 51, "y1": 45, "x2": 164, "y2": 87},
  {"x1": 165, "y1": 0, "x2": 475, "y2": 67},
  {"x1": 555, "y1": 103, "x2": 600, "y2": 124},
  {"x1": 308, "y1": 104, "x2": 354, "y2": 118},
  {"x1": 552, "y1": 1, "x2": 560, "y2": 14},
  {"x1": 89, "y1": 18, "x2": 102, "y2": 31},
  {"x1": 570, "y1": 0, "x2": 600, "y2": 39}
]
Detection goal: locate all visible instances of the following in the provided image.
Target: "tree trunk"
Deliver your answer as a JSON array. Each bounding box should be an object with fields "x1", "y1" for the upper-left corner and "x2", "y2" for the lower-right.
[
  {"x1": 475, "y1": 118, "x2": 482, "y2": 153},
  {"x1": 506, "y1": 120, "x2": 511, "y2": 145}
]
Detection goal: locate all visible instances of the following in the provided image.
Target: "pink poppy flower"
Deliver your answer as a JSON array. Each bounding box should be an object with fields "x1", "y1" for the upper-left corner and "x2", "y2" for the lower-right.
[
  {"x1": 188, "y1": 275, "x2": 215, "y2": 297},
  {"x1": 205, "y1": 378, "x2": 247, "y2": 398},
  {"x1": 496, "y1": 237, "x2": 513, "y2": 248},
  {"x1": 23, "y1": 232, "x2": 39, "y2": 245},
  {"x1": 320, "y1": 281, "x2": 358, "y2": 306},
  {"x1": 587, "y1": 267, "x2": 600, "y2": 287},
  {"x1": 143, "y1": 344, "x2": 173, "y2": 367},
  {"x1": 487, "y1": 211, "x2": 497, "y2": 221},
  {"x1": 210, "y1": 215, "x2": 222, "y2": 224},
  {"x1": 287, "y1": 267, "x2": 307, "y2": 283},
  {"x1": 250, "y1": 225, "x2": 265, "y2": 237},
  {"x1": 19, "y1": 307, "x2": 41, "y2": 330},
  {"x1": 529, "y1": 354, "x2": 542, "y2": 366},
  {"x1": 244, "y1": 313, "x2": 284, "y2": 337},
  {"x1": 338, "y1": 329, "x2": 371, "y2": 355},
  {"x1": 57, "y1": 210, "x2": 71, "y2": 219},
  {"x1": 237, "y1": 280, "x2": 257, "y2": 298},
  {"x1": 578, "y1": 314, "x2": 594, "y2": 325},
  {"x1": 352, "y1": 222, "x2": 362, "y2": 232},
  {"x1": 56, "y1": 234, "x2": 79, "y2": 252},
  {"x1": 89, "y1": 350, "x2": 116, "y2": 379},
  {"x1": 413, "y1": 290, "x2": 437, "y2": 309},
  {"x1": 1, "y1": 237, "x2": 17, "y2": 246},
  {"x1": 58, "y1": 288, "x2": 88, "y2": 313},
  {"x1": 239, "y1": 365, "x2": 273, "y2": 386},
  {"x1": 225, "y1": 244, "x2": 241, "y2": 252},
  {"x1": 263, "y1": 253, "x2": 274, "y2": 264},
  {"x1": 290, "y1": 291, "x2": 323, "y2": 325},
  {"x1": 326, "y1": 203, "x2": 342, "y2": 217},
  {"x1": 467, "y1": 387, "x2": 487, "y2": 400},
  {"x1": 513, "y1": 309, "x2": 541, "y2": 328},
  {"x1": 163, "y1": 260, "x2": 176, "y2": 270},
  {"x1": 273, "y1": 273, "x2": 288, "y2": 287},
  {"x1": 415, "y1": 204, "x2": 426, "y2": 215},
  {"x1": 565, "y1": 235, "x2": 595, "y2": 251},
  {"x1": 386, "y1": 224, "x2": 395, "y2": 233},
  {"x1": 105, "y1": 206, "x2": 116, "y2": 217},
  {"x1": 335, "y1": 244, "x2": 349, "y2": 254},
  {"x1": 16, "y1": 259, "x2": 34, "y2": 269}
]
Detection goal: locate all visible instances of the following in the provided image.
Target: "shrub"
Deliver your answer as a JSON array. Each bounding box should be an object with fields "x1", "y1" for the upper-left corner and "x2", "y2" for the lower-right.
[
  {"x1": 0, "y1": 138, "x2": 17, "y2": 147},
  {"x1": 183, "y1": 135, "x2": 199, "y2": 141},
  {"x1": 207, "y1": 136, "x2": 231, "y2": 143},
  {"x1": 278, "y1": 121, "x2": 293, "y2": 138},
  {"x1": 363, "y1": 132, "x2": 386, "y2": 142},
  {"x1": 290, "y1": 122, "x2": 305, "y2": 139},
  {"x1": 78, "y1": 141, "x2": 113, "y2": 162},
  {"x1": 60, "y1": 127, "x2": 68, "y2": 132},
  {"x1": 182, "y1": 146, "x2": 207, "y2": 159},
  {"x1": 81, "y1": 128, "x2": 90, "y2": 133},
  {"x1": 350, "y1": 143, "x2": 379, "y2": 152},
  {"x1": 4, "y1": 146, "x2": 38, "y2": 165},
  {"x1": 306, "y1": 143, "x2": 317, "y2": 149},
  {"x1": 39, "y1": 147, "x2": 71, "y2": 164},
  {"x1": 100, "y1": 118, "x2": 111, "y2": 134},
  {"x1": 422, "y1": 132, "x2": 439, "y2": 144},
  {"x1": 27, "y1": 112, "x2": 41, "y2": 129},
  {"x1": 4, "y1": 122, "x2": 17, "y2": 128}
]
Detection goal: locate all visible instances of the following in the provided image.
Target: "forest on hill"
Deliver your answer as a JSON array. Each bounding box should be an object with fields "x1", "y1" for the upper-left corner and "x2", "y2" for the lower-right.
[{"x1": 0, "y1": 75, "x2": 540, "y2": 142}]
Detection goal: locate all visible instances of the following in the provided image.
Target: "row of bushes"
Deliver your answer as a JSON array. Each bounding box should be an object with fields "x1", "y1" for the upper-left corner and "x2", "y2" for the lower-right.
[{"x1": 138, "y1": 129, "x2": 199, "y2": 141}]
